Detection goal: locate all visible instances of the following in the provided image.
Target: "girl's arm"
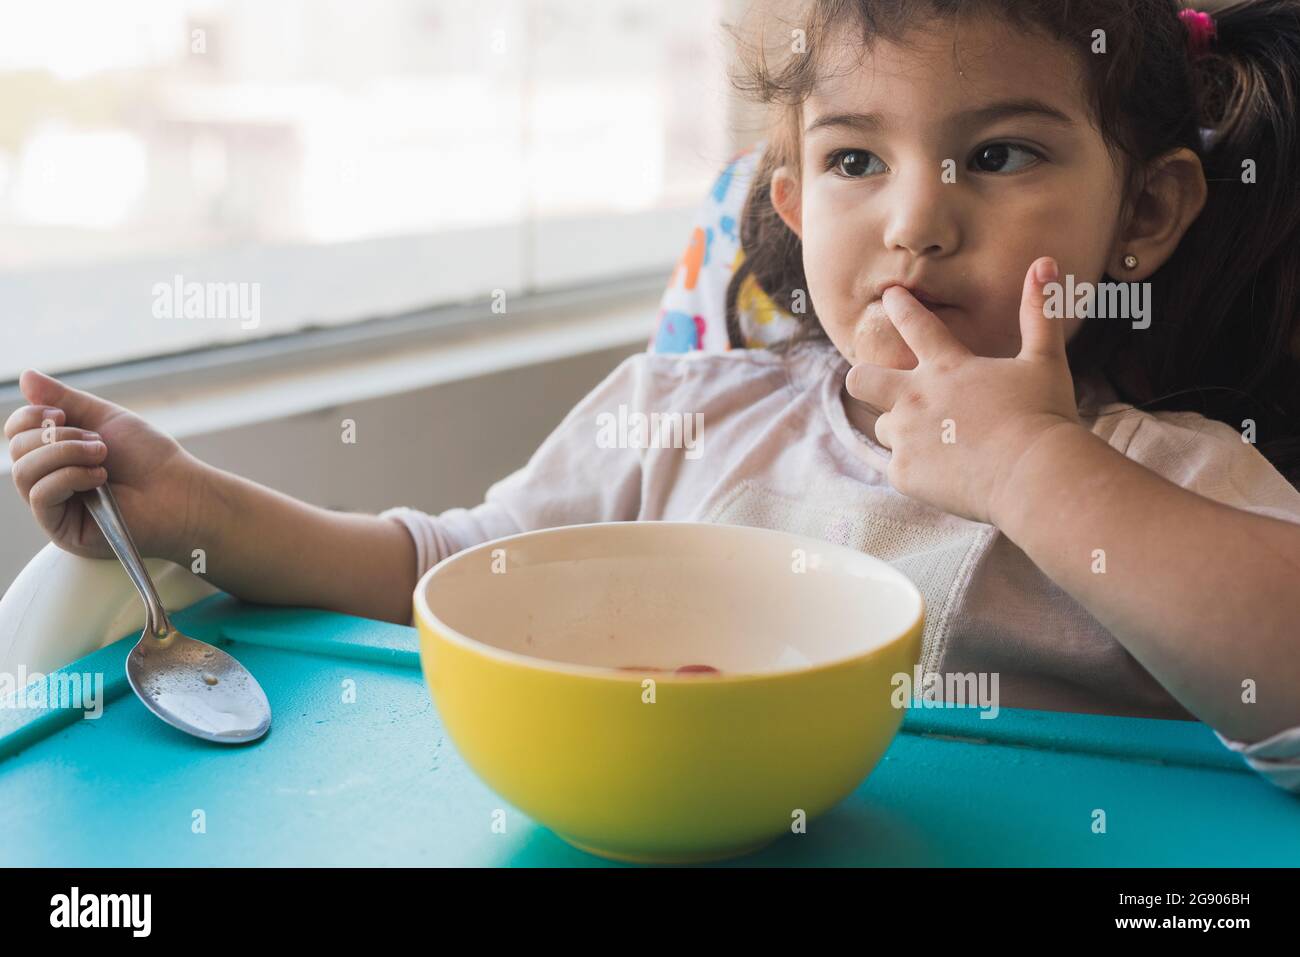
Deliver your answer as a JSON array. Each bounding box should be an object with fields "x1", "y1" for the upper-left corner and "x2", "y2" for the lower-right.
[
  {"x1": 175, "y1": 346, "x2": 664, "y2": 627},
  {"x1": 846, "y1": 261, "x2": 1300, "y2": 745},
  {"x1": 9, "y1": 371, "x2": 417, "y2": 625},
  {"x1": 989, "y1": 421, "x2": 1300, "y2": 743},
  {"x1": 183, "y1": 461, "x2": 418, "y2": 626}
]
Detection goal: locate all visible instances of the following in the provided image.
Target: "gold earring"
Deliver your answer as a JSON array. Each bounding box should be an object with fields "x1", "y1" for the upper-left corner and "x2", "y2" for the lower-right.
[{"x1": 1122, "y1": 253, "x2": 1139, "y2": 269}]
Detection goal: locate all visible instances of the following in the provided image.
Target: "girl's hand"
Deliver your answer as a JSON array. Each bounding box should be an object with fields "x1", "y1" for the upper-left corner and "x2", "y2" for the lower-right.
[
  {"x1": 845, "y1": 256, "x2": 1084, "y2": 526},
  {"x1": 6, "y1": 370, "x2": 207, "y2": 563}
]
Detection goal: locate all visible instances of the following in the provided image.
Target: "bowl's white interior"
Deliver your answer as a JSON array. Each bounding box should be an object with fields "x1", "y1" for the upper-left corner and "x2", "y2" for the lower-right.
[{"x1": 420, "y1": 522, "x2": 922, "y2": 674}]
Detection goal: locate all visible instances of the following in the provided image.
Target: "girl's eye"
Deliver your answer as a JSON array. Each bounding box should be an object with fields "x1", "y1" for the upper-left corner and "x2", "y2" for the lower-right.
[
  {"x1": 826, "y1": 149, "x2": 886, "y2": 178},
  {"x1": 824, "y1": 143, "x2": 1043, "y2": 178},
  {"x1": 970, "y1": 142, "x2": 1042, "y2": 173}
]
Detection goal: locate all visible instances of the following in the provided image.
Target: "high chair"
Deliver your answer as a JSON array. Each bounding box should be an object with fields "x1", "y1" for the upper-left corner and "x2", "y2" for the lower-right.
[{"x1": 648, "y1": 140, "x2": 801, "y2": 354}]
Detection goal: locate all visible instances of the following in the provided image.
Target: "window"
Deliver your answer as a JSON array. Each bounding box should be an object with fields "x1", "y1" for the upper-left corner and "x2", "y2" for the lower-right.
[{"x1": 0, "y1": 0, "x2": 731, "y2": 379}]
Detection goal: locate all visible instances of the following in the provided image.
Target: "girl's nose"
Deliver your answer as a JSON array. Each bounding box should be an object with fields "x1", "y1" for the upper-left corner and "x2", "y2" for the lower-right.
[{"x1": 880, "y1": 164, "x2": 960, "y2": 258}]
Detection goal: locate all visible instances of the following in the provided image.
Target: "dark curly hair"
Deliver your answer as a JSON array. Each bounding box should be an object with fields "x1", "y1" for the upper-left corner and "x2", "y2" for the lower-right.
[{"x1": 723, "y1": 0, "x2": 1300, "y2": 487}]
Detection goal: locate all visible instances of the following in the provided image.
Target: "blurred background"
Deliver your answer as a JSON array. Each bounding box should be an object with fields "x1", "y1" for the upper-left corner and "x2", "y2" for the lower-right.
[{"x1": 0, "y1": 0, "x2": 770, "y2": 591}]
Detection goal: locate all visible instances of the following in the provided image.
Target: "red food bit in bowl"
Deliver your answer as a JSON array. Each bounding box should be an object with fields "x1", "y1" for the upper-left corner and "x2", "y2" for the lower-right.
[{"x1": 674, "y1": 664, "x2": 720, "y2": 674}]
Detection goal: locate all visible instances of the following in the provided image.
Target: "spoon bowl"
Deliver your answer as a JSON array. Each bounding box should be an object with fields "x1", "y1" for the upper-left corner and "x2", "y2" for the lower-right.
[{"x1": 125, "y1": 628, "x2": 272, "y2": 743}]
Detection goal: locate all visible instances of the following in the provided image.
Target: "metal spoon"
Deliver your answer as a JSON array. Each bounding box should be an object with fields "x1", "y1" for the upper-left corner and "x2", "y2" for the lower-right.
[{"x1": 81, "y1": 481, "x2": 271, "y2": 744}]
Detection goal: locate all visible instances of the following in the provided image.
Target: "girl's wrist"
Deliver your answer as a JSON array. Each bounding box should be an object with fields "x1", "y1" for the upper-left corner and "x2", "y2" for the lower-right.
[
  {"x1": 988, "y1": 420, "x2": 1095, "y2": 532},
  {"x1": 164, "y1": 455, "x2": 229, "y2": 569}
]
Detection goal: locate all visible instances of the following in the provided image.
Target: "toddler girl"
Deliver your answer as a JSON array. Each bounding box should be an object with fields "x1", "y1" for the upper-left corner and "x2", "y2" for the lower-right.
[{"x1": 8, "y1": 0, "x2": 1300, "y2": 791}]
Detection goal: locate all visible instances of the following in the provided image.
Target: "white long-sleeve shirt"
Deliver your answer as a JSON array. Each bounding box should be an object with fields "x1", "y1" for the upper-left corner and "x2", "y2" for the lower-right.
[{"x1": 381, "y1": 338, "x2": 1300, "y2": 793}]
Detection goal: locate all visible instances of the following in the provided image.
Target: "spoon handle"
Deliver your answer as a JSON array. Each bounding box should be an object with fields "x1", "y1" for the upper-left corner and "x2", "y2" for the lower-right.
[{"x1": 81, "y1": 483, "x2": 173, "y2": 639}]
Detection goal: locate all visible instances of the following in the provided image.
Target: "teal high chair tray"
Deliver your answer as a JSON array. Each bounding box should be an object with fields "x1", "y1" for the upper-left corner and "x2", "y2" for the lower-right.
[{"x1": 1, "y1": 593, "x2": 1296, "y2": 867}]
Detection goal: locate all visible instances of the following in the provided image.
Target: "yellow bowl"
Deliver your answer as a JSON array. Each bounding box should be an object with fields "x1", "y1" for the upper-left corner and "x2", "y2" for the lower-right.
[{"x1": 413, "y1": 521, "x2": 924, "y2": 864}]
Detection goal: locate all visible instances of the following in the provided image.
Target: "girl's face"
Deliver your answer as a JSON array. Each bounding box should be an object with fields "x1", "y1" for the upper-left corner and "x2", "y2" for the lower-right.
[{"x1": 771, "y1": 15, "x2": 1128, "y2": 370}]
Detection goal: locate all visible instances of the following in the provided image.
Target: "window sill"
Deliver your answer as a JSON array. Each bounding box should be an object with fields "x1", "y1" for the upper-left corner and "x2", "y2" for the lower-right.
[{"x1": 0, "y1": 274, "x2": 663, "y2": 473}]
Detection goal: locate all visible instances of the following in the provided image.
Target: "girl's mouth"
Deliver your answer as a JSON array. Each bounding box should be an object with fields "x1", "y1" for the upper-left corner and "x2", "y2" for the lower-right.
[
  {"x1": 864, "y1": 295, "x2": 956, "y2": 316},
  {"x1": 856, "y1": 285, "x2": 961, "y2": 328},
  {"x1": 914, "y1": 294, "x2": 955, "y2": 310}
]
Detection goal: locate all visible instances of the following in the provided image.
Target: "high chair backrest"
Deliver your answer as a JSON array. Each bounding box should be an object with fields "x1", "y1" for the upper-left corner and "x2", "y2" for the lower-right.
[{"x1": 649, "y1": 141, "x2": 801, "y2": 354}]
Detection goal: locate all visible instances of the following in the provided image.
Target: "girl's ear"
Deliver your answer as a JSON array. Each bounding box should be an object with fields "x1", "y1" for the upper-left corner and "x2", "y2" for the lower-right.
[
  {"x1": 771, "y1": 165, "x2": 803, "y2": 239},
  {"x1": 1107, "y1": 147, "x2": 1207, "y2": 279}
]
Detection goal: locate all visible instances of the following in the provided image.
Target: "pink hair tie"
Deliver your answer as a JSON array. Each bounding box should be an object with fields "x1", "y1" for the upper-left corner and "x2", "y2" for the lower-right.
[{"x1": 1179, "y1": 8, "x2": 1217, "y2": 58}]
